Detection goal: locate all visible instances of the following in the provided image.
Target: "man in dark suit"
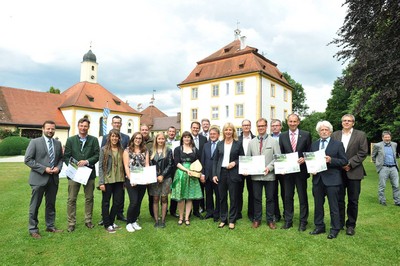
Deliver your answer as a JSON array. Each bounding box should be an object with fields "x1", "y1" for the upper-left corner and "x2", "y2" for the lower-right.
[
  {"x1": 99, "y1": 115, "x2": 129, "y2": 224},
  {"x1": 200, "y1": 118, "x2": 211, "y2": 140},
  {"x1": 25, "y1": 120, "x2": 64, "y2": 238},
  {"x1": 331, "y1": 114, "x2": 368, "y2": 236},
  {"x1": 191, "y1": 121, "x2": 207, "y2": 218},
  {"x1": 238, "y1": 119, "x2": 256, "y2": 221},
  {"x1": 201, "y1": 127, "x2": 220, "y2": 221},
  {"x1": 64, "y1": 117, "x2": 100, "y2": 232},
  {"x1": 309, "y1": 120, "x2": 347, "y2": 239},
  {"x1": 279, "y1": 113, "x2": 311, "y2": 231}
]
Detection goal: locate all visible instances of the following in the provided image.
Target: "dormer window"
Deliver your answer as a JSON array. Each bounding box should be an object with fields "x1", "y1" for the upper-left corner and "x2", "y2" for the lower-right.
[
  {"x1": 113, "y1": 98, "x2": 121, "y2": 105},
  {"x1": 86, "y1": 94, "x2": 94, "y2": 102},
  {"x1": 238, "y1": 59, "x2": 246, "y2": 69}
]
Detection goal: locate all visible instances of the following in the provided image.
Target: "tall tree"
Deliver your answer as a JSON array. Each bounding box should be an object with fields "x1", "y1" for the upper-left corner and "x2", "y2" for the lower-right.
[
  {"x1": 282, "y1": 72, "x2": 309, "y2": 116},
  {"x1": 299, "y1": 112, "x2": 326, "y2": 141},
  {"x1": 331, "y1": 0, "x2": 400, "y2": 141}
]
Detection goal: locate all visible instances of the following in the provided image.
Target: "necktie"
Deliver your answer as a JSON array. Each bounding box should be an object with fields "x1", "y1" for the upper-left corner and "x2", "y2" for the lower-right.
[
  {"x1": 211, "y1": 142, "x2": 216, "y2": 156},
  {"x1": 290, "y1": 132, "x2": 296, "y2": 152},
  {"x1": 321, "y1": 139, "x2": 326, "y2": 150},
  {"x1": 48, "y1": 139, "x2": 55, "y2": 168},
  {"x1": 259, "y1": 136, "x2": 263, "y2": 154},
  {"x1": 194, "y1": 137, "x2": 199, "y2": 149}
]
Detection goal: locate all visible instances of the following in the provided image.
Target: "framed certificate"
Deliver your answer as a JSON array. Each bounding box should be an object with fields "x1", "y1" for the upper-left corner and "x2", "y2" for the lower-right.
[
  {"x1": 303, "y1": 150, "x2": 327, "y2": 173},
  {"x1": 239, "y1": 155, "x2": 266, "y2": 175},
  {"x1": 274, "y1": 152, "x2": 300, "y2": 174}
]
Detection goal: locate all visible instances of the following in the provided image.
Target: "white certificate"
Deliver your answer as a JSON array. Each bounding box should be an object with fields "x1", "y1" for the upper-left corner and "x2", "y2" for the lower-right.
[
  {"x1": 130, "y1": 165, "x2": 157, "y2": 185},
  {"x1": 239, "y1": 155, "x2": 266, "y2": 175},
  {"x1": 274, "y1": 152, "x2": 300, "y2": 174},
  {"x1": 303, "y1": 150, "x2": 327, "y2": 173},
  {"x1": 65, "y1": 157, "x2": 92, "y2": 185}
]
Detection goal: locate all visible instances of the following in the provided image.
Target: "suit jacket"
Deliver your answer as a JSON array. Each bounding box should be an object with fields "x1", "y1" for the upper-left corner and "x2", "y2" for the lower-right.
[
  {"x1": 247, "y1": 135, "x2": 281, "y2": 181},
  {"x1": 101, "y1": 132, "x2": 130, "y2": 149},
  {"x1": 24, "y1": 136, "x2": 63, "y2": 186},
  {"x1": 193, "y1": 134, "x2": 207, "y2": 157},
  {"x1": 310, "y1": 139, "x2": 348, "y2": 186},
  {"x1": 201, "y1": 141, "x2": 219, "y2": 180},
  {"x1": 331, "y1": 129, "x2": 368, "y2": 180},
  {"x1": 64, "y1": 134, "x2": 100, "y2": 180},
  {"x1": 279, "y1": 129, "x2": 311, "y2": 177},
  {"x1": 212, "y1": 140, "x2": 244, "y2": 182},
  {"x1": 371, "y1": 141, "x2": 399, "y2": 173}
]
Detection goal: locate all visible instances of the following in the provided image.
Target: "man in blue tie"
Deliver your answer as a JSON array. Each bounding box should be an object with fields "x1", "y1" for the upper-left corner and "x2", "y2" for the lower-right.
[
  {"x1": 372, "y1": 131, "x2": 400, "y2": 207},
  {"x1": 201, "y1": 127, "x2": 220, "y2": 221},
  {"x1": 25, "y1": 121, "x2": 64, "y2": 238}
]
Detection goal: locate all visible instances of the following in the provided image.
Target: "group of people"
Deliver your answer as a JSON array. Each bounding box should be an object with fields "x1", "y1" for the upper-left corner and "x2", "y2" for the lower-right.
[{"x1": 24, "y1": 114, "x2": 399, "y2": 239}]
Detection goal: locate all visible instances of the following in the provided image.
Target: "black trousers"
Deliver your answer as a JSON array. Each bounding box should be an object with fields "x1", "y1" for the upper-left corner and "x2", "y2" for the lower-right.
[
  {"x1": 283, "y1": 173, "x2": 309, "y2": 224},
  {"x1": 205, "y1": 177, "x2": 220, "y2": 219},
  {"x1": 338, "y1": 174, "x2": 361, "y2": 228},
  {"x1": 252, "y1": 180, "x2": 275, "y2": 223},
  {"x1": 193, "y1": 182, "x2": 205, "y2": 214},
  {"x1": 101, "y1": 182, "x2": 124, "y2": 227},
  {"x1": 273, "y1": 174, "x2": 285, "y2": 220},
  {"x1": 237, "y1": 175, "x2": 254, "y2": 220},
  {"x1": 312, "y1": 179, "x2": 341, "y2": 233},
  {"x1": 218, "y1": 168, "x2": 239, "y2": 223},
  {"x1": 125, "y1": 179, "x2": 146, "y2": 224}
]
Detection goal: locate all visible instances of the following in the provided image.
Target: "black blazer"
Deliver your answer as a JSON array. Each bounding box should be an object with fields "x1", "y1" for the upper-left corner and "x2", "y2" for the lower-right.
[
  {"x1": 195, "y1": 134, "x2": 208, "y2": 156},
  {"x1": 279, "y1": 129, "x2": 312, "y2": 176},
  {"x1": 212, "y1": 140, "x2": 244, "y2": 183},
  {"x1": 310, "y1": 139, "x2": 348, "y2": 186},
  {"x1": 201, "y1": 141, "x2": 218, "y2": 180},
  {"x1": 151, "y1": 148, "x2": 174, "y2": 179}
]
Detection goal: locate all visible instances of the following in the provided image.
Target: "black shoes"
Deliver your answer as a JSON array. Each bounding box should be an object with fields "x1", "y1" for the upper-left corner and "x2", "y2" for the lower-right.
[
  {"x1": 327, "y1": 233, "x2": 338, "y2": 239},
  {"x1": 309, "y1": 228, "x2": 326, "y2": 235},
  {"x1": 281, "y1": 222, "x2": 293, "y2": 229},
  {"x1": 346, "y1": 227, "x2": 355, "y2": 236},
  {"x1": 117, "y1": 215, "x2": 127, "y2": 222},
  {"x1": 380, "y1": 201, "x2": 387, "y2": 206},
  {"x1": 298, "y1": 223, "x2": 307, "y2": 232},
  {"x1": 193, "y1": 212, "x2": 204, "y2": 220}
]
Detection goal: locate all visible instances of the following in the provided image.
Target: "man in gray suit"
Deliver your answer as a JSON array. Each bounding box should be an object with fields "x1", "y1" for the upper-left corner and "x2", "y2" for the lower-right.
[
  {"x1": 331, "y1": 114, "x2": 368, "y2": 236},
  {"x1": 25, "y1": 120, "x2": 64, "y2": 238},
  {"x1": 372, "y1": 131, "x2": 399, "y2": 206}
]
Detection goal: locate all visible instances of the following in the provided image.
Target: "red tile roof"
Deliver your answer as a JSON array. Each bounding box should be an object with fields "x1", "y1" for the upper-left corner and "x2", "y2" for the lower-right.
[
  {"x1": 179, "y1": 40, "x2": 289, "y2": 86},
  {"x1": 0, "y1": 86, "x2": 70, "y2": 128},
  {"x1": 60, "y1": 82, "x2": 140, "y2": 114},
  {"x1": 140, "y1": 105, "x2": 168, "y2": 127}
]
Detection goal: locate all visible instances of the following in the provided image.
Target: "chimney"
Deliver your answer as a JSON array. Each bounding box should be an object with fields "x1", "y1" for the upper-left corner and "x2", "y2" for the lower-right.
[{"x1": 240, "y1": 36, "x2": 247, "y2": 50}]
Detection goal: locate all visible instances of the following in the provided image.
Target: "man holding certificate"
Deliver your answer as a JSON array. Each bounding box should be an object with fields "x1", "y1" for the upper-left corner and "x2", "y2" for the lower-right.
[
  {"x1": 246, "y1": 118, "x2": 281, "y2": 229},
  {"x1": 309, "y1": 121, "x2": 347, "y2": 239},
  {"x1": 64, "y1": 118, "x2": 100, "y2": 233}
]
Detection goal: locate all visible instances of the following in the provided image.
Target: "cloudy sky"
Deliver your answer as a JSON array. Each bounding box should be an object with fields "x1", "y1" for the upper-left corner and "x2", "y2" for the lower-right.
[{"x1": 0, "y1": 0, "x2": 347, "y2": 116}]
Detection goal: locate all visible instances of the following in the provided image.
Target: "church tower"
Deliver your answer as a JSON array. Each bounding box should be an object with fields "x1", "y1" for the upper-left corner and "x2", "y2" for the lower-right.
[{"x1": 80, "y1": 49, "x2": 98, "y2": 83}]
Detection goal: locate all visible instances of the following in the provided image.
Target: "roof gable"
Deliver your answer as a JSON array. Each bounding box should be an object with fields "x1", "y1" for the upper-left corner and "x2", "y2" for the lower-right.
[
  {"x1": 179, "y1": 40, "x2": 289, "y2": 87},
  {"x1": 140, "y1": 105, "x2": 168, "y2": 126}
]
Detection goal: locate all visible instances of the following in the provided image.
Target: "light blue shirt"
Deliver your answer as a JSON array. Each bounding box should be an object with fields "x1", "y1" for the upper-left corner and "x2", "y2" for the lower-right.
[
  {"x1": 383, "y1": 143, "x2": 396, "y2": 166},
  {"x1": 319, "y1": 137, "x2": 331, "y2": 150}
]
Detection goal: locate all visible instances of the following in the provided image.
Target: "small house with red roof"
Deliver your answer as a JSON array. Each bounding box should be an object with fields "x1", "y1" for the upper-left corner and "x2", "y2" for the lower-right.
[{"x1": 0, "y1": 50, "x2": 141, "y2": 144}]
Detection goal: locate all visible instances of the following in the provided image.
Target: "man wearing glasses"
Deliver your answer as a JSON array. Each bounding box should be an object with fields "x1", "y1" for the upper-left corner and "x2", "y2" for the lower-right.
[{"x1": 331, "y1": 114, "x2": 368, "y2": 236}]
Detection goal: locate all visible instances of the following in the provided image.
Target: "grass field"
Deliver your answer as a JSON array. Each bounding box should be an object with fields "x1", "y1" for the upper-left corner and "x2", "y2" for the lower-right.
[{"x1": 0, "y1": 159, "x2": 399, "y2": 265}]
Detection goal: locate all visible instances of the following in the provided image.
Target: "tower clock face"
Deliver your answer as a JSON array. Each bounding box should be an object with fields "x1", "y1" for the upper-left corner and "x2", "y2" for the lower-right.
[{"x1": 91, "y1": 75, "x2": 95, "y2": 80}]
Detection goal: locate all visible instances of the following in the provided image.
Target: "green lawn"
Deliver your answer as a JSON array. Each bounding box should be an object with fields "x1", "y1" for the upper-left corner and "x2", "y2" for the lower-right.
[{"x1": 0, "y1": 159, "x2": 399, "y2": 265}]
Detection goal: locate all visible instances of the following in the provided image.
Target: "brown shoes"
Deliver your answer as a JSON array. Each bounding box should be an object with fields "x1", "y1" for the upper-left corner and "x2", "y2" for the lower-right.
[
  {"x1": 268, "y1": 222, "x2": 277, "y2": 230},
  {"x1": 252, "y1": 221, "x2": 261, "y2": 228},
  {"x1": 46, "y1": 228, "x2": 64, "y2": 233},
  {"x1": 30, "y1": 232, "x2": 41, "y2": 239},
  {"x1": 85, "y1": 222, "x2": 95, "y2": 229}
]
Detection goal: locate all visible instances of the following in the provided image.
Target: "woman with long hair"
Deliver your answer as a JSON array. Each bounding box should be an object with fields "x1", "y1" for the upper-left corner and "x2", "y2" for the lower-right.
[
  {"x1": 123, "y1": 132, "x2": 150, "y2": 232},
  {"x1": 98, "y1": 129, "x2": 125, "y2": 233},
  {"x1": 171, "y1": 131, "x2": 204, "y2": 226},
  {"x1": 212, "y1": 123, "x2": 244, "y2": 230},
  {"x1": 149, "y1": 132, "x2": 174, "y2": 228}
]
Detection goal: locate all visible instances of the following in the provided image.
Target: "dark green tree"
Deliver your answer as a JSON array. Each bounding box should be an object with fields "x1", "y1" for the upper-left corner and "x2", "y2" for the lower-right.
[
  {"x1": 299, "y1": 112, "x2": 326, "y2": 141},
  {"x1": 282, "y1": 72, "x2": 309, "y2": 116},
  {"x1": 47, "y1": 86, "x2": 60, "y2": 94},
  {"x1": 331, "y1": 0, "x2": 400, "y2": 141}
]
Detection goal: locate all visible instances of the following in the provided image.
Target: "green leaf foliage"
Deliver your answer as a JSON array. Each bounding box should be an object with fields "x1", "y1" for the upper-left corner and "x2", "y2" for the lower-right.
[
  {"x1": 0, "y1": 136, "x2": 30, "y2": 156},
  {"x1": 299, "y1": 112, "x2": 326, "y2": 141},
  {"x1": 282, "y1": 72, "x2": 309, "y2": 116}
]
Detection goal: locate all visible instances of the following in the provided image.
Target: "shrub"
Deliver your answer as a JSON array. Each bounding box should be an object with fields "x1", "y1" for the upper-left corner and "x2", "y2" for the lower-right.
[
  {"x1": 0, "y1": 128, "x2": 20, "y2": 139},
  {"x1": 0, "y1": 136, "x2": 30, "y2": 156}
]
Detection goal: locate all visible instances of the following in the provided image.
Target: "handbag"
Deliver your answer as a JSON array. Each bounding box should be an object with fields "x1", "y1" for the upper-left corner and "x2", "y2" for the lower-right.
[{"x1": 189, "y1": 159, "x2": 203, "y2": 178}]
